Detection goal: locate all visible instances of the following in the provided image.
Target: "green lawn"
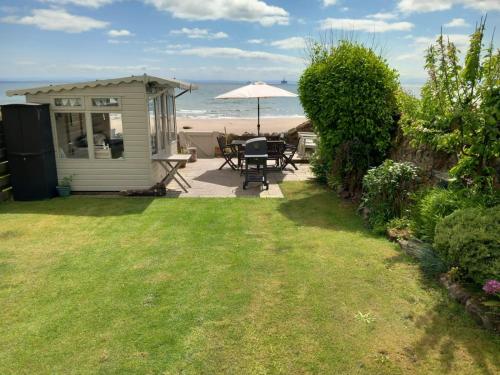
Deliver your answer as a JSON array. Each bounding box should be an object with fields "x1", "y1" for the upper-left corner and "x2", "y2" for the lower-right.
[{"x1": 0, "y1": 182, "x2": 498, "y2": 374}]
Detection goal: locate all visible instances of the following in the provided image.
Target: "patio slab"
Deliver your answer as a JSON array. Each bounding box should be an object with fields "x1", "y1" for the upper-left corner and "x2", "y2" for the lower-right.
[{"x1": 164, "y1": 158, "x2": 313, "y2": 198}]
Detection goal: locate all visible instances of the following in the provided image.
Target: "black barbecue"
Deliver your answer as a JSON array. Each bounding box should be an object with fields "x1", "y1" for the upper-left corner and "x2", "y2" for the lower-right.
[{"x1": 243, "y1": 137, "x2": 269, "y2": 190}]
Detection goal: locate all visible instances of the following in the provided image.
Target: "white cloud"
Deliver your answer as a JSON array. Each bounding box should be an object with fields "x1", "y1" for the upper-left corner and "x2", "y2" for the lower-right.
[
  {"x1": 236, "y1": 66, "x2": 300, "y2": 73},
  {"x1": 166, "y1": 43, "x2": 191, "y2": 49},
  {"x1": 16, "y1": 60, "x2": 37, "y2": 65},
  {"x1": 319, "y1": 18, "x2": 413, "y2": 32},
  {"x1": 235, "y1": 66, "x2": 302, "y2": 77},
  {"x1": 395, "y1": 53, "x2": 420, "y2": 61},
  {"x1": 394, "y1": 32, "x2": 472, "y2": 81},
  {"x1": 107, "y1": 39, "x2": 129, "y2": 44},
  {"x1": 444, "y1": 18, "x2": 470, "y2": 27},
  {"x1": 108, "y1": 29, "x2": 133, "y2": 37},
  {"x1": 397, "y1": 0, "x2": 500, "y2": 13},
  {"x1": 397, "y1": 0, "x2": 453, "y2": 13},
  {"x1": 322, "y1": 0, "x2": 339, "y2": 6},
  {"x1": 248, "y1": 39, "x2": 265, "y2": 44},
  {"x1": 412, "y1": 34, "x2": 470, "y2": 49},
  {"x1": 412, "y1": 36, "x2": 435, "y2": 47},
  {"x1": 366, "y1": 12, "x2": 398, "y2": 20},
  {"x1": 464, "y1": 0, "x2": 500, "y2": 11},
  {"x1": 1, "y1": 8, "x2": 108, "y2": 33},
  {"x1": 438, "y1": 33, "x2": 470, "y2": 48},
  {"x1": 144, "y1": 0, "x2": 289, "y2": 26},
  {"x1": 394, "y1": 33, "x2": 470, "y2": 68},
  {"x1": 151, "y1": 46, "x2": 302, "y2": 64},
  {"x1": 170, "y1": 27, "x2": 228, "y2": 39},
  {"x1": 71, "y1": 63, "x2": 160, "y2": 71},
  {"x1": 270, "y1": 36, "x2": 306, "y2": 50},
  {"x1": 40, "y1": 0, "x2": 115, "y2": 7}
]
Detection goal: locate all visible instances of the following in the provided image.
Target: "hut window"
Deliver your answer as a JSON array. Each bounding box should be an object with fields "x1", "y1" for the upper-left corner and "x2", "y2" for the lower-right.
[
  {"x1": 166, "y1": 95, "x2": 176, "y2": 141},
  {"x1": 54, "y1": 98, "x2": 82, "y2": 107},
  {"x1": 55, "y1": 113, "x2": 88, "y2": 159},
  {"x1": 159, "y1": 95, "x2": 167, "y2": 150},
  {"x1": 91, "y1": 97, "x2": 120, "y2": 107},
  {"x1": 148, "y1": 98, "x2": 158, "y2": 154},
  {"x1": 91, "y1": 113, "x2": 124, "y2": 159}
]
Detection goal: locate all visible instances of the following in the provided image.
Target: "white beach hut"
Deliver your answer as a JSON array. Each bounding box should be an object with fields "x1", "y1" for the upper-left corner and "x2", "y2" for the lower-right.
[{"x1": 6, "y1": 75, "x2": 197, "y2": 191}]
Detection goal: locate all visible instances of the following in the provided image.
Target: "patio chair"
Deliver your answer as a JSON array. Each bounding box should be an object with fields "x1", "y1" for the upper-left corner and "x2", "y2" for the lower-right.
[
  {"x1": 266, "y1": 140, "x2": 285, "y2": 170},
  {"x1": 281, "y1": 139, "x2": 299, "y2": 170},
  {"x1": 217, "y1": 135, "x2": 238, "y2": 170}
]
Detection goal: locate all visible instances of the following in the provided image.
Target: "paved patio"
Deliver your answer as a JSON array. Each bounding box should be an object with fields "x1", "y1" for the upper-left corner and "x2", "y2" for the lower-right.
[{"x1": 165, "y1": 158, "x2": 313, "y2": 198}]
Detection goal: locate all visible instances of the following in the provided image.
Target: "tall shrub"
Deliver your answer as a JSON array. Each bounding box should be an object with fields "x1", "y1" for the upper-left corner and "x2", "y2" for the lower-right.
[
  {"x1": 401, "y1": 19, "x2": 500, "y2": 194},
  {"x1": 299, "y1": 40, "x2": 399, "y2": 195}
]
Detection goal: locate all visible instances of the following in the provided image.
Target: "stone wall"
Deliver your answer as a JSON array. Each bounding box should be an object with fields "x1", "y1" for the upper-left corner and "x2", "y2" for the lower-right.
[{"x1": 390, "y1": 127, "x2": 456, "y2": 184}]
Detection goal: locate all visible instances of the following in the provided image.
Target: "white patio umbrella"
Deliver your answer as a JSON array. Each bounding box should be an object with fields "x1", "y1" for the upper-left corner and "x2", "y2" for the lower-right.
[{"x1": 215, "y1": 81, "x2": 297, "y2": 135}]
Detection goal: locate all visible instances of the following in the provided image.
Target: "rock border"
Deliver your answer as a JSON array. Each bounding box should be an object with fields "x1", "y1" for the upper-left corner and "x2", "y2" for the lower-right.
[{"x1": 390, "y1": 234, "x2": 500, "y2": 334}]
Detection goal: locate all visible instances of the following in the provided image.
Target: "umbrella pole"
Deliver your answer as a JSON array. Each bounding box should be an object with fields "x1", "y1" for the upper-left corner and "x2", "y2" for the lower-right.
[{"x1": 257, "y1": 97, "x2": 260, "y2": 136}]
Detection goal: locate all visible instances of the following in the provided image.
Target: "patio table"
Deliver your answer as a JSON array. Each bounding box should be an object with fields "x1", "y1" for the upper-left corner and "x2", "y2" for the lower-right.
[{"x1": 152, "y1": 154, "x2": 191, "y2": 192}]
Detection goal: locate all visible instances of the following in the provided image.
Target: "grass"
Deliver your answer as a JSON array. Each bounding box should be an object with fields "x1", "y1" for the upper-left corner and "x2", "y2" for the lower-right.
[{"x1": 0, "y1": 181, "x2": 498, "y2": 374}]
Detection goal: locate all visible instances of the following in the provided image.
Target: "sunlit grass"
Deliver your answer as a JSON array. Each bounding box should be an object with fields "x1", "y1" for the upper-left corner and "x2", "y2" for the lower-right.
[{"x1": 0, "y1": 182, "x2": 498, "y2": 374}]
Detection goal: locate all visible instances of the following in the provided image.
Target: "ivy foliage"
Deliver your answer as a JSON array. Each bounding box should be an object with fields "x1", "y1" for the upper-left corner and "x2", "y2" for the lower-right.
[
  {"x1": 299, "y1": 40, "x2": 399, "y2": 194},
  {"x1": 400, "y1": 18, "x2": 500, "y2": 194}
]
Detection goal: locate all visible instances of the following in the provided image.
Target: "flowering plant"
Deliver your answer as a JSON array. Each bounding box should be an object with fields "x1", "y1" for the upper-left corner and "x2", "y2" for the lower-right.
[{"x1": 482, "y1": 280, "x2": 500, "y2": 296}]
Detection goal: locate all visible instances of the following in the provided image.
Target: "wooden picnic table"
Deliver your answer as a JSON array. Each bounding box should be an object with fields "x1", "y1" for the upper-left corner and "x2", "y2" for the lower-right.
[{"x1": 152, "y1": 154, "x2": 191, "y2": 192}]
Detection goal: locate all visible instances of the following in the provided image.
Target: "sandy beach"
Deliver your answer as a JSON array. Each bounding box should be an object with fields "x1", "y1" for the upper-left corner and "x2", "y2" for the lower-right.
[{"x1": 177, "y1": 116, "x2": 307, "y2": 134}]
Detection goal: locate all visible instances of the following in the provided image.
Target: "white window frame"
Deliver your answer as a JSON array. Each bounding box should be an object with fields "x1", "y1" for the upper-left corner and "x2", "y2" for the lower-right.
[
  {"x1": 148, "y1": 97, "x2": 159, "y2": 156},
  {"x1": 51, "y1": 95, "x2": 125, "y2": 161},
  {"x1": 52, "y1": 96, "x2": 84, "y2": 110},
  {"x1": 90, "y1": 112, "x2": 125, "y2": 160},
  {"x1": 87, "y1": 96, "x2": 122, "y2": 110},
  {"x1": 166, "y1": 95, "x2": 177, "y2": 143},
  {"x1": 148, "y1": 90, "x2": 170, "y2": 156},
  {"x1": 155, "y1": 96, "x2": 164, "y2": 152},
  {"x1": 52, "y1": 111, "x2": 91, "y2": 159}
]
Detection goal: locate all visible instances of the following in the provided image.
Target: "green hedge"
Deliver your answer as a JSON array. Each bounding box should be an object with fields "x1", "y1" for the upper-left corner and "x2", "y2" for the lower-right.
[
  {"x1": 434, "y1": 205, "x2": 500, "y2": 285},
  {"x1": 298, "y1": 40, "x2": 399, "y2": 194}
]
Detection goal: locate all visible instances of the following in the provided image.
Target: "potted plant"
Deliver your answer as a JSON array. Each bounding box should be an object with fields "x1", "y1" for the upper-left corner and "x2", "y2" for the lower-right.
[{"x1": 56, "y1": 175, "x2": 74, "y2": 197}]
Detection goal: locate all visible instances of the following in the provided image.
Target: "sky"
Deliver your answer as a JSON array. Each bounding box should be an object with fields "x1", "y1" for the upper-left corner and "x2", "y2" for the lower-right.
[{"x1": 0, "y1": 0, "x2": 498, "y2": 84}]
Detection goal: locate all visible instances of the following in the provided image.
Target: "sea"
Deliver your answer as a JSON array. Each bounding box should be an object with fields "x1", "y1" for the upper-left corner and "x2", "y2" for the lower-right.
[{"x1": 0, "y1": 81, "x2": 421, "y2": 119}]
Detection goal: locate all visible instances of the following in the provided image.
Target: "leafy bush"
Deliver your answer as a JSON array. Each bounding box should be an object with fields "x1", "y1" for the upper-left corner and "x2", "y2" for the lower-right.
[
  {"x1": 412, "y1": 187, "x2": 499, "y2": 242},
  {"x1": 434, "y1": 206, "x2": 500, "y2": 285},
  {"x1": 360, "y1": 160, "x2": 419, "y2": 230},
  {"x1": 299, "y1": 40, "x2": 399, "y2": 195}
]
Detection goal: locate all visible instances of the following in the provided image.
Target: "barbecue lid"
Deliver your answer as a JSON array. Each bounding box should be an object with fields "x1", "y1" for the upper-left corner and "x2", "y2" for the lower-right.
[{"x1": 245, "y1": 137, "x2": 268, "y2": 157}]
